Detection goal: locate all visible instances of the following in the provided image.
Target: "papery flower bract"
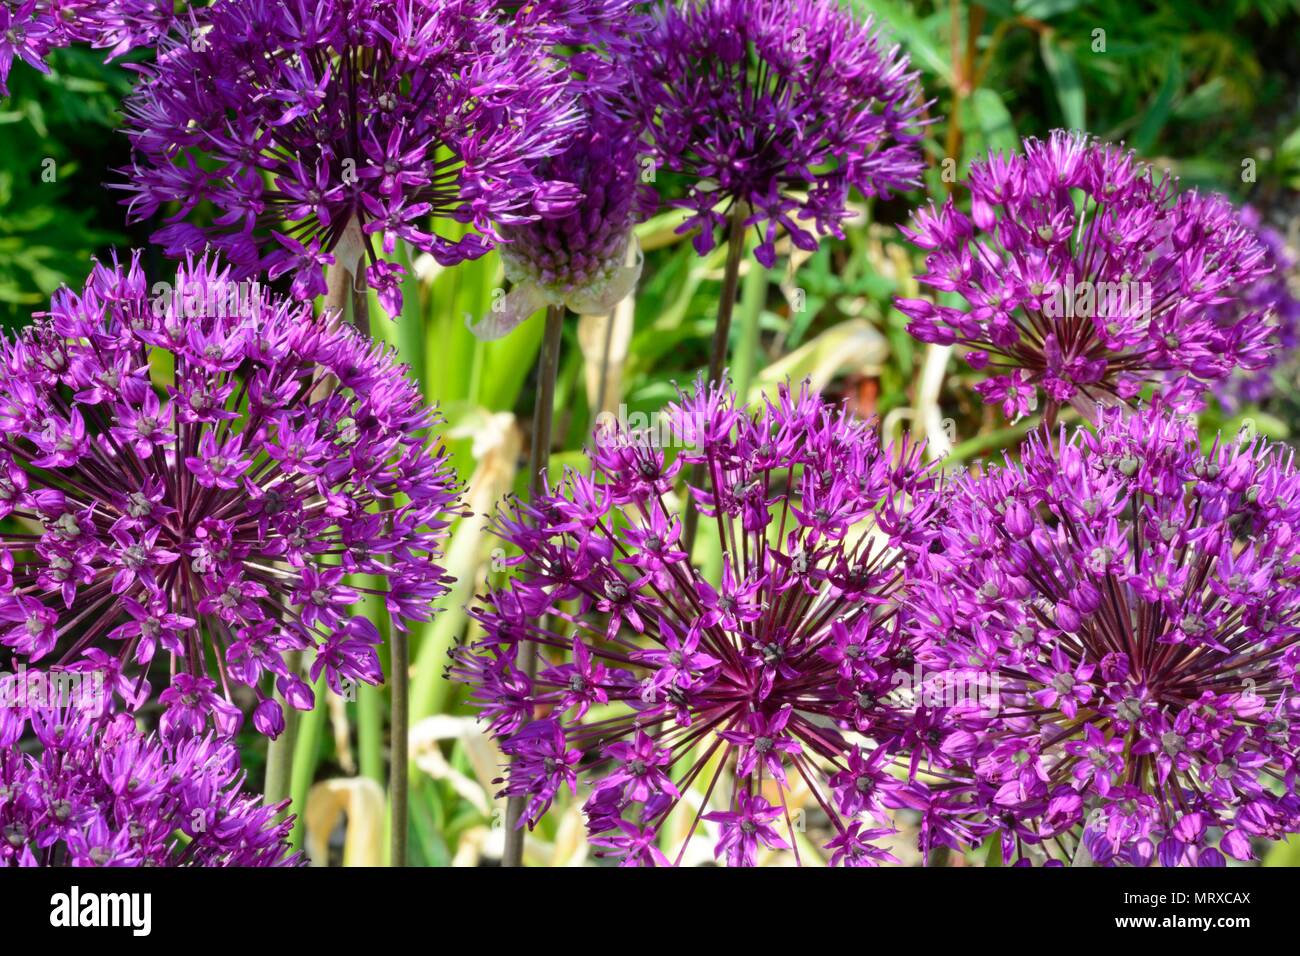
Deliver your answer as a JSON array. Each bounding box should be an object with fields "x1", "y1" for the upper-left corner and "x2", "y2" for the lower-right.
[
  {"x1": 115, "y1": 0, "x2": 580, "y2": 315},
  {"x1": 631, "y1": 0, "x2": 926, "y2": 267},
  {"x1": 1212, "y1": 205, "x2": 1300, "y2": 411},
  {"x1": 0, "y1": 252, "x2": 461, "y2": 738},
  {"x1": 911, "y1": 405, "x2": 1300, "y2": 865},
  {"x1": 0, "y1": 703, "x2": 300, "y2": 866},
  {"x1": 896, "y1": 131, "x2": 1273, "y2": 420},
  {"x1": 450, "y1": 378, "x2": 961, "y2": 866}
]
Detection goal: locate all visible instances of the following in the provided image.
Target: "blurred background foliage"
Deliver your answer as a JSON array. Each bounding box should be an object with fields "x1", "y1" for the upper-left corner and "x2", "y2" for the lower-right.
[{"x1": 2, "y1": 0, "x2": 1298, "y2": 865}]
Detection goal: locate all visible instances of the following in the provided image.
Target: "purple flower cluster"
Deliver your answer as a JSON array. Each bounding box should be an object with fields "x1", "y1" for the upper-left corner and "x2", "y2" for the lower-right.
[
  {"x1": 897, "y1": 131, "x2": 1273, "y2": 421},
  {"x1": 451, "y1": 379, "x2": 956, "y2": 866},
  {"x1": 507, "y1": 0, "x2": 643, "y2": 51},
  {"x1": 1213, "y1": 206, "x2": 1300, "y2": 410},
  {"x1": 0, "y1": 252, "x2": 461, "y2": 739},
  {"x1": 115, "y1": 0, "x2": 580, "y2": 315},
  {"x1": 910, "y1": 406, "x2": 1300, "y2": 865},
  {"x1": 0, "y1": 0, "x2": 171, "y2": 96},
  {"x1": 631, "y1": 0, "x2": 926, "y2": 267},
  {"x1": 0, "y1": 702, "x2": 300, "y2": 866}
]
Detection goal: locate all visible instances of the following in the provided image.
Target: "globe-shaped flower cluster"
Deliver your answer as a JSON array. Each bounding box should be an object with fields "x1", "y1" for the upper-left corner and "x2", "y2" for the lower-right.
[
  {"x1": 910, "y1": 405, "x2": 1300, "y2": 865},
  {"x1": 896, "y1": 130, "x2": 1274, "y2": 422},
  {"x1": 631, "y1": 0, "x2": 926, "y2": 267},
  {"x1": 115, "y1": 0, "x2": 580, "y2": 314},
  {"x1": 0, "y1": 252, "x2": 461, "y2": 739},
  {"x1": 451, "y1": 379, "x2": 964, "y2": 866}
]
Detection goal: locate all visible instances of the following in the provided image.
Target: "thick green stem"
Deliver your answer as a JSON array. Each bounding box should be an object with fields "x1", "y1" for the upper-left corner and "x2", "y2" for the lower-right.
[
  {"x1": 502, "y1": 303, "x2": 566, "y2": 868},
  {"x1": 683, "y1": 205, "x2": 747, "y2": 557},
  {"x1": 732, "y1": 245, "x2": 769, "y2": 401},
  {"x1": 592, "y1": 309, "x2": 617, "y2": 426},
  {"x1": 389, "y1": 627, "x2": 410, "y2": 867},
  {"x1": 324, "y1": 263, "x2": 350, "y2": 318},
  {"x1": 263, "y1": 649, "x2": 303, "y2": 817},
  {"x1": 288, "y1": 668, "x2": 328, "y2": 852},
  {"x1": 351, "y1": 268, "x2": 371, "y2": 338},
  {"x1": 356, "y1": 681, "x2": 385, "y2": 785},
  {"x1": 354, "y1": 575, "x2": 388, "y2": 787},
  {"x1": 707, "y1": 206, "x2": 748, "y2": 386}
]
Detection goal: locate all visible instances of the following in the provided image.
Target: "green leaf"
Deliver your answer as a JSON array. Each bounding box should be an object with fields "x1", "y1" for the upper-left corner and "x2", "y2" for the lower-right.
[
  {"x1": 1133, "y1": 50, "x2": 1182, "y2": 153},
  {"x1": 968, "y1": 88, "x2": 1020, "y2": 157},
  {"x1": 1263, "y1": 838, "x2": 1300, "y2": 867},
  {"x1": 1040, "y1": 33, "x2": 1086, "y2": 131},
  {"x1": 1015, "y1": 0, "x2": 1081, "y2": 18}
]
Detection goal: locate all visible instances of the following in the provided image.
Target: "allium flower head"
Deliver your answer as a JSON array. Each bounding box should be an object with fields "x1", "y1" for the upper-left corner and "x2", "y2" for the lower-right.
[
  {"x1": 468, "y1": 104, "x2": 656, "y2": 339},
  {"x1": 0, "y1": 0, "x2": 172, "y2": 95},
  {"x1": 896, "y1": 131, "x2": 1274, "y2": 421},
  {"x1": 911, "y1": 405, "x2": 1300, "y2": 865},
  {"x1": 1213, "y1": 205, "x2": 1300, "y2": 410},
  {"x1": 0, "y1": 704, "x2": 300, "y2": 866},
  {"x1": 632, "y1": 0, "x2": 926, "y2": 267},
  {"x1": 450, "y1": 379, "x2": 952, "y2": 866},
  {"x1": 506, "y1": 0, "x2": 644, "y2": 50},
  {"x1": 0, "y1": 252, "x2": 461, "y2": 738},
  {"x1": 115, "y1": 0, "x2": 580, "y2": 315}
]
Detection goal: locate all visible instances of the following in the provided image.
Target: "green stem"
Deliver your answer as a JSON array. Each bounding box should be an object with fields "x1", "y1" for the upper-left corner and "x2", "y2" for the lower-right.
[
  {"x1": 324, "y1": 263, "x2": 350, "y2": 318},
  {"x1": 732, "y1": 244, "x2": 768, "y2": 401},
  {"x1": 592, "y1": 310, "x2": 617, "y2": 425},
  {"x1": 684, "y1": 205, "x2": 748, "y2": 557},
  {"x1": 395, "y1": 241, "x2": 425, "y2": 391},
  {"x1": 263, "y1": 649, "x2": 303, "y2": 818},
  {"x1": 707, "y1": 205, "x2": 749, "y2": 386},
  {"x1": 356, "y1": 680, "x2": 385, "y2": 785},
  {"x1": 502, "y1": 303, "x2": 566, "y2": 868},
  {"x1": 288, "y1": 668, "x2": 328, "y2": 852},
  {"x1": 389, "y1": 627, "x2": 410, "y2": 868},
  {"x1": 351, "y1": 268, "x2": 371, "y2": 338},
  {"x1": 946, "y1": 421, "x2": 1038, "y2": 464}
]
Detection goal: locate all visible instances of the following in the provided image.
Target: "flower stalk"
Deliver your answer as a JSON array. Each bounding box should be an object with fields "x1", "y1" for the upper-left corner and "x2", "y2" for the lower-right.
[{"x1": 502, "y1": 302, "x2": 567, "y2": 867}]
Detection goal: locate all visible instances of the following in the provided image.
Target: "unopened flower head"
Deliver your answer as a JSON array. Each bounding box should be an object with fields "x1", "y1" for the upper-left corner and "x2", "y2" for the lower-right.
[
  {"x1": 910, "y1": 405, "x2": 1300, "y2": 865},
  {"x1": 896, "y1": 131, "x2": 1273, "y2": 421},
  {"x1": 468, "y1": 105, "x2": 656, "y2": 340},
  {"x1": 0, "y1": 252, "x2": 462, "y2": 739},
  {"x1": 115, "y1": 0, "x2": 580, "y2": 315},
  {"x1": 450, "y1": 378, "x2": 959, "y2": 867},
  {"x1": 631, "y1": 0, "x2": 926, "y2": 267},
  {"x1": 0, "y1": 704, "x2": 300, "y2": 866}
]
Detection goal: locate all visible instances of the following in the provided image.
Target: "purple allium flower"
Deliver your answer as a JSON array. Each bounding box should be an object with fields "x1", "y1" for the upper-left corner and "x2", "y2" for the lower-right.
[
  {"x1": 910, "y1": 405, "x2": 1300, "y2": 865},
  {"x1": 630, "y1": 0, "x2": 926, "y2": 267},
  {"x1": 115, "y1": 0, "x2": 580, "y2": 315},
  {"x1": 450, "y1": 378, "x2": 952, "y2": 866},
  {"x1": 896, "y1": 131, "x2": 1274, "y2": 421},
  {"x1": 0, "y1": 703, "x2": 300, "y2": 866},
  {"x1": 505, "y1": 0, "x2": 644, "y2": 49},
  {"x1": 1212, "y1": 206, "x2": 1300, "y2": 411},
  {"x1": 0, "y1": 252, "x2": 462, "y2": 738},
  {"x1": 0, "y1": 0, "x2": 172, "y2": 96},
  {"x1": 467, "y1": 104, "x2": 656, "y2": 339}
]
